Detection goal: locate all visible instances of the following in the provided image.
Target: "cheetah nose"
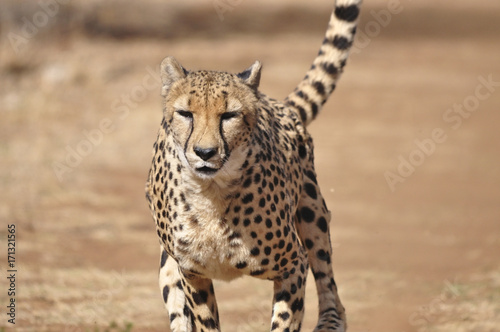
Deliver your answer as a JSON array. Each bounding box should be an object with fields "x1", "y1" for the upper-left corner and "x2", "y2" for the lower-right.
[{"x1": 194, "y1": 146, "x2": 217, "y2": 161}]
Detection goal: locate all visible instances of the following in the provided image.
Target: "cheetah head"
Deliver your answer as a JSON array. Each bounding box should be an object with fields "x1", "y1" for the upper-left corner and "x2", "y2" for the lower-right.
[{"x1": 160, "y1": 56, "x2": 261, "y2": 179}]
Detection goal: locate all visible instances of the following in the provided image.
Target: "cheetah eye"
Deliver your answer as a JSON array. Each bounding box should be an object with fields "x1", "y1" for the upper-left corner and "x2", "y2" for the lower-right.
[
  {"x1": 221, "y1": 111, "x2": 239, "y2": 121},
  {"x1": 176, "y1": 110, "x2": 193, "y2": 119}
]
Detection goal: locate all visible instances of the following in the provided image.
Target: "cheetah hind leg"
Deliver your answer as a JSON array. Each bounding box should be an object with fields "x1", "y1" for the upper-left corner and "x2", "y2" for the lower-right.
[
  {"x1": 295, "y1": 171, "x2": 346, "y2": 332},
  {"x1": 158, "y1": 247, "x2": 220, "y2": 332}
]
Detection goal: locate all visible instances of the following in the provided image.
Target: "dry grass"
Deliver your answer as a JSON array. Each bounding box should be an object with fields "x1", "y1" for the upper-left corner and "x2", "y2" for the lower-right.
[{"x1": 414, "y1": 270, "x2": 500, "y2": 332}]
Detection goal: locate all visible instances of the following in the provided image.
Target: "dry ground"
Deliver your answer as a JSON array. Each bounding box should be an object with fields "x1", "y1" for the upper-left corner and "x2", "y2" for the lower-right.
[{"x1": 1, "y1": 1, "x2": 499, "y2": 331}]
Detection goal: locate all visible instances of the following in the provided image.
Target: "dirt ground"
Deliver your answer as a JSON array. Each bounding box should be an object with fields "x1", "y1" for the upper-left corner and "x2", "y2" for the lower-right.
[{"x1": 1, "y1": 1, "x2": 499, "y2": 331}]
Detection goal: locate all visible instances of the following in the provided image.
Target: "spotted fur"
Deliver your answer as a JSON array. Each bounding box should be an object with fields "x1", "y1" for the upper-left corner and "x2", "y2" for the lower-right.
[{"x1": 145, "y1": 1, "x2": 361, "y2": 331}]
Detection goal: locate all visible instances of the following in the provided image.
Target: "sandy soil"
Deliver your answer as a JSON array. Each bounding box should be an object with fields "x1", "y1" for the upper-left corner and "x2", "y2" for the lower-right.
[{"x1": 1, "y1": 1, "x2": 499, "y2": 331}]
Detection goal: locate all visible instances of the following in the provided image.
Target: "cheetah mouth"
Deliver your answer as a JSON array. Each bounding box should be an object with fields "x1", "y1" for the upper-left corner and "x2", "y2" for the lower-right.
[{"x1": 196, "y1": 166, "x2": 219, "y2": 175}]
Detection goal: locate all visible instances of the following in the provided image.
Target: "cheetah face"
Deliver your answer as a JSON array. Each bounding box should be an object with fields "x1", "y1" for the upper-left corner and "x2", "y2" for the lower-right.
[{"x1": 160, "y1": 56, "x2": 261, "y2": 179}]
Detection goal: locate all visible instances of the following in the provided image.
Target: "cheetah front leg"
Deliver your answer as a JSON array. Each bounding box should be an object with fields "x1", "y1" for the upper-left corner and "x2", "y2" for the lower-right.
[
  {"x1": 159, "y1": 248, "x2": 220, "y2": 332},
  {"x1": 295, "y1": 169, "x2": 346, "y2": 332},
  {"x1": 270, "y1": 251, "x2": 308, "y2": 332}
]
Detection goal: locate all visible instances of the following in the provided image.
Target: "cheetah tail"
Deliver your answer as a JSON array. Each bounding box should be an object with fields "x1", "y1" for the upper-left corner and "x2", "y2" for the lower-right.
[{"x1": 284, "y1": 0, "x2": 361, "y2": 126}]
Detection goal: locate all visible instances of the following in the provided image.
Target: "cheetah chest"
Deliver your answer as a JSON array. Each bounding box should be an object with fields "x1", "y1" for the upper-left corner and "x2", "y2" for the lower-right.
[{"x1": 165, "y1": 183, "x2": 250, "y2": 281}]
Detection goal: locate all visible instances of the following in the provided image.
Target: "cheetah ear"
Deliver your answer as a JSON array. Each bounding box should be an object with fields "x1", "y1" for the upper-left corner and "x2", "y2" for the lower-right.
[
  {"x1": 160, "y1": 56, "x2": 189, "y2": 96},
  {"x1": 237, "y1": 60, "x2": 262, "y2": 90}
]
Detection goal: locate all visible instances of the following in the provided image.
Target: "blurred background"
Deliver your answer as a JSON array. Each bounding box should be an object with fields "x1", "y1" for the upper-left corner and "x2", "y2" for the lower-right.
[{"x1": 1, "y1": 0, "x2": 499, "y2": 331}]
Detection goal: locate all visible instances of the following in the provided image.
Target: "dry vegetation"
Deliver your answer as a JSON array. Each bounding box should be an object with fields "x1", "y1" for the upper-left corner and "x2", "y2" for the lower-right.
[{"x1": 1, "y1": 0, "x2": 499, "y2": 331}]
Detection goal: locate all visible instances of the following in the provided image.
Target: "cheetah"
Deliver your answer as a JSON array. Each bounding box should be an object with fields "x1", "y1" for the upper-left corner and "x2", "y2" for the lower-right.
[{"x1": 145, "y1": 1, "x2": 361, "y2": 331}]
